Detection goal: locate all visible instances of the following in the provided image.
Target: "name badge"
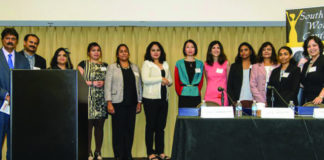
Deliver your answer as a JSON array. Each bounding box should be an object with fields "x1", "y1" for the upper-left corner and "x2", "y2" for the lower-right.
[
  {"x1": 309, "y1": 66, "x2": 317, "y2": 73},
  {"x1": 101, "y1": 67, "x2": 107, "y2": 71},
  {"x1": 216, "y1": 68, "x2": 223, "y2": 74},
  {"x1": 33, "y1": 67, "x2": 41, "y2": 70},
  {"x1": 282, "y1": 72, "x2": 289, "y2": 78},
  {"x1": 134, "y1": 72, "x2": 139, "y2": 77},
  {"x1": 0, "y1": 100, "x2": 10, "y2": 115},
  {"x1": 195, "y1": 68, "x2": 201, "y2": 73}
]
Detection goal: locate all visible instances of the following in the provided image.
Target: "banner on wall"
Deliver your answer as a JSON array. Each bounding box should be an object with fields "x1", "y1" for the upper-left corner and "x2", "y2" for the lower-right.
[
  {"x1": 286, "y1": 6, "x2": 324, "y2": 105},
  {"x1": 286, "y1": 6, "x2": 324, "y2": 66}
]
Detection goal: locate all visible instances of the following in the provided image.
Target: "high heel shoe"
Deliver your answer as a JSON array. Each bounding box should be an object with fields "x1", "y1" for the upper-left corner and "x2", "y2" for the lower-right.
[
  {"x1": 159, "y1": 154, "x2": 170, "y2": 160},
  {"x1": 94, "y1": 151, "x2": 102, "y2": 160},
  {"x1": 148, "y1": 154, "x2": 160, "y2": 160},
  {"x1": 88, "y1": 152, "x2": 94, "y2": 160}
]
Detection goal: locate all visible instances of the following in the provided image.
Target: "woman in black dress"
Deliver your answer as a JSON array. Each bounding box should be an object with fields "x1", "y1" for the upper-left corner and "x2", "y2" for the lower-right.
[
  {"x1": 266, "y1": 46, "x2": 301, "y2": 107},
  {"x1": 301, "y1": 35, "x2": 324, "y2": 104}
]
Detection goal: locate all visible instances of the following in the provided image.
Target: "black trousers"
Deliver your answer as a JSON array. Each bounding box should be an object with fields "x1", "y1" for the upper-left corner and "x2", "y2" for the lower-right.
[
  {"x1": 112, "y1": 103, "x2": 137, "y2": 160},
  {"x1": 143, "y1": 98, "x2": 168, "y2": 155}
]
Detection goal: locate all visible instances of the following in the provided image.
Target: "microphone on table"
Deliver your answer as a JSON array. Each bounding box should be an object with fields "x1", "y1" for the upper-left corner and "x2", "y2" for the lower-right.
[
  {"x1": 218, "y1": 87, "x2": 236, "y2": 106},
  {"x1": 218, "y1": 87, "x2": 250, "y2": 115},
  {"x1": 218, "y1": 87, "x2": 225, "y2": 106},
  {"x1": 267, "y1": 85, "x2": 289, "y2": 107},
  {"x1": 267, "y1": 85, "x2": 299, "y2": 114}
]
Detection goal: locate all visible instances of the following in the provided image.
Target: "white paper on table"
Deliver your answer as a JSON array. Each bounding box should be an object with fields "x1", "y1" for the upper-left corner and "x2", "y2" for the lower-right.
[
  {"x1": 313, "y1": 108, "x2": 324, "y2": 118},
  {"x1": 201, "y1": 106, "x2": 234, "y2": 118},
  {"x1": 0, "y1": 100, "x2": 10, "y2": 115},
  {"x1": 261, "y1": 108, "x2": 294, "y2": 119}
]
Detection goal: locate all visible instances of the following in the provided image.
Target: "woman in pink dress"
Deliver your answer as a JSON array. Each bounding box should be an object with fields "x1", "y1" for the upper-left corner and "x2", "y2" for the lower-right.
[{"x1": 204, "y1": 41, "x2": 230, "y2": 106}]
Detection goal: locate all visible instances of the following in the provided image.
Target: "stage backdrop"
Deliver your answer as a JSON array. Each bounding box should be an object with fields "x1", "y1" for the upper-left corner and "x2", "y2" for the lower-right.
[
  {"x1": 286, "y1": 6, "x2": 324, "y2": 105},
  {"x1": 0, "y1": 26, "x2": 285, "y2": 158},
  {"x1": 286, "y1": 6, "x2": 324, "y2": 64}
]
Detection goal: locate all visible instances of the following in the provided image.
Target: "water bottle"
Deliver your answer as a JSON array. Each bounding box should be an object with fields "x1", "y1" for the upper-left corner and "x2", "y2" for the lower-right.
[
  {"x1": 199, "y1": 100, "x2": 207, "y2": 117},
  {"x1": 251, "y1": 100, "x2": 257, "y2": 117},
  {"x1": 288, "y1": 100, "x2": 295, "y2": 112},
  {"x1": 201, "y1": 100, "x2": 207, "y2": 108},
  {"x1": 236, "y1": 100, "x2": 242, "y2": 117}
]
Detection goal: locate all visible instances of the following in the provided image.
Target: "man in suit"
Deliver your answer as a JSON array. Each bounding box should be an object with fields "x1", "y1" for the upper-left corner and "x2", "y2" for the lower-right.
[
  {"x1": 0, "y1": 28, "x2": 29, "y2": 160},
  {"x1": 18, "y1": 34, "x2": 46, "y2": 69}
]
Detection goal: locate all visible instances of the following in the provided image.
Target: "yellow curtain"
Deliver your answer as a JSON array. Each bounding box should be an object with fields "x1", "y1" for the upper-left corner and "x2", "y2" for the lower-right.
[{"x1": 0, "y1": 26, "x2": 285, "y2": 158}]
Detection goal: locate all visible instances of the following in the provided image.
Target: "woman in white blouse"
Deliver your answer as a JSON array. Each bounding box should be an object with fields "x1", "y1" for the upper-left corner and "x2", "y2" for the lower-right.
[{"x1": 141, "y1": 41, "x2": 172, "y2": 160}]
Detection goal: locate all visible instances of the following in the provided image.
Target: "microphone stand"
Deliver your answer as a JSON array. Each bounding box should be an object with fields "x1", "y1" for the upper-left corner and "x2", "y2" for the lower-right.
[
  {"x1": 221, "y1": 88, "x2": 249, "y2": 115},
  {"x1": 271, "y1": 86, "x2": 298, "y2": 114},
  {"x1": 221, "y1": 90, "x2": 224, "y2": 106},
  {"x1": 226, "y1": 90, "x2": 235, "y2": 106},
  {"x1": 271, "y1": 88, "x2": 274, "y2": 108},
  {"x1": 272, "y1": 87, "x2": 289, "y2": 106}
]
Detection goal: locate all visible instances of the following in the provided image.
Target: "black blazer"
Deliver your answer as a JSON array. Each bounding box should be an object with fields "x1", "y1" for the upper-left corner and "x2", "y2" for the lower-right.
[
  {"x1": 266, "y1": 63, "x2": 301, "y2": 107},
  {"x1": 227, "y1": 62, "x2": 251, "y2": 105},
  {"x1": 18, "y1": 50, "x2": 46, "y2": 69},
  {"x1": 301, "y1": 54, "x2": 324, "y2": 101}
]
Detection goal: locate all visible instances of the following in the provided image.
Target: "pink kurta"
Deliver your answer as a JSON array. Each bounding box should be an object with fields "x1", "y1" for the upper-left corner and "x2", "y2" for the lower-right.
[{"x1": 204, "y1": 61, "x2": 229, "y2": 106}]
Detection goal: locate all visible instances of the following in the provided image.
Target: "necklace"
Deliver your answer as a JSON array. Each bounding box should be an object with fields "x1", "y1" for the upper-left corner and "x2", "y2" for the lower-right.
[{"x1": 187, "y1": 61, "x2": 195, "y2": 67}]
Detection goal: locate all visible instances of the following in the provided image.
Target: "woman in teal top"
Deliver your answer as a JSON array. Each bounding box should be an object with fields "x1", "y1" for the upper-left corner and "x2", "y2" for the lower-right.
[{"x1": 174, "y1": 39, "x2": 204, "y2": 108}]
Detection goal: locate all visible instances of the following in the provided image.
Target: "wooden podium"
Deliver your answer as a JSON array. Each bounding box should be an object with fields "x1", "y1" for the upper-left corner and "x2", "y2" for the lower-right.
[{"x1": 10, "y1": 70, "x2": 88, "y2": 160}]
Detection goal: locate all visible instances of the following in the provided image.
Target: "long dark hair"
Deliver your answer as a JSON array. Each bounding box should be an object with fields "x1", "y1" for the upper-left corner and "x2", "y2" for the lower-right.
[
  {"x1": 278, "y1": 46, "x2": 297, "y2": 65},
  {"x1": 234, "y1": 42, "x2": 257, "y2": 64},
  {"x1": 206, "y1": 40, "x2": 227, "y2": 66},
  {"x1": 257, "y1": 42, "x2": 278, "y2": 64},
  {"x1": 50, "y1": 48, "x2": 73, "y2": 69},
  {"x1": 144, "y1": 41, "x2": 166, "y2": 63},
  {"x1": 303, "y1": 35, "x2": 324, "y2": 57},
  {"x1": 115, "y1": 44, "x2": 131, "y2": 67}
]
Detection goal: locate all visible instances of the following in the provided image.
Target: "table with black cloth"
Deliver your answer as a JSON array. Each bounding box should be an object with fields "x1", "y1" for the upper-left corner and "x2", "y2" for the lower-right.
[{"x1": 171, "y1": 116, "x2": 324, "y2": 160}]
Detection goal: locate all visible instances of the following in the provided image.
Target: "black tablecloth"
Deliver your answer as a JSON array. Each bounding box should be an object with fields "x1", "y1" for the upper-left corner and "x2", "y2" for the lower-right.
[{"x1": 171, "y1": 117, "x2": 324, "y2": 160}]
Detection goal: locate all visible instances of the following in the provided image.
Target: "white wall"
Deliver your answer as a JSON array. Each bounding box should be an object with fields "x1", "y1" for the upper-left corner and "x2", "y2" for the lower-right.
[{"x1": 0, "y1": 0, "x2": 323, "y2": 21}]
